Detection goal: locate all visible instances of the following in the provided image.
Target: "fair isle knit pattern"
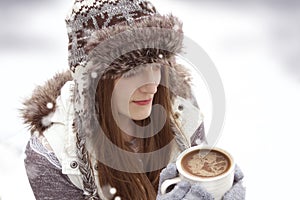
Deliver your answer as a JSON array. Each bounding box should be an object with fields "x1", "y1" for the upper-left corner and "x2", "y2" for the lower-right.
[{"x1": 65, "y1": 0, "x2": 157, "y2": 72}]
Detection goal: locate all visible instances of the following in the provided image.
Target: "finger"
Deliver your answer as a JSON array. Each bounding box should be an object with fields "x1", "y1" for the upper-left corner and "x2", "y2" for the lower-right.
[
  {"x1": 160, "y1": 163, "x2": 178, "y2": 182},
  {"x1": 234, "y1": 165, "x2": 244, "y2": 182},
  {"x1": 166, "y1": 181, "x2": 191, "y2": 200}
]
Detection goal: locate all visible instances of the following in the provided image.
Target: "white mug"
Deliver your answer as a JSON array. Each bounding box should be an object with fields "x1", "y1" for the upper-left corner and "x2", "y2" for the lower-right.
[{"x1": 161, "y1": 146, "x2": 235, "y2": 200}]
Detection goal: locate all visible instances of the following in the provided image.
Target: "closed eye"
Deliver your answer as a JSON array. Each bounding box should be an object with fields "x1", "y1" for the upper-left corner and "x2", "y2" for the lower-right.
[{"x1": 122, "y1": 67, "x2": 144, "y2": 78}]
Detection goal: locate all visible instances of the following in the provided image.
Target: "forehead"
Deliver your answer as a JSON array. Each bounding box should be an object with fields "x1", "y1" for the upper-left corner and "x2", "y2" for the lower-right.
[
  {"x1": 108, "y1": 62, "x2": 161, "y2": 77},
  {"x1": 124, "y1": 62, "x2": 162, "y2": 73}
]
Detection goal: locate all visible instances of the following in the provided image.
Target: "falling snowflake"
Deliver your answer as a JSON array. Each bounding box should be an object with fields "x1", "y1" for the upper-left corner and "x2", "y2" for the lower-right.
[
  {"x1": 46, "y1": 102, "x2": 54, "y2": 109},
  {"x1": 91, "y1": 72, "x2": 98, "y2": 79},
  {"x1": 110, "y1": 187, "x2": 117, "y2": 195}
]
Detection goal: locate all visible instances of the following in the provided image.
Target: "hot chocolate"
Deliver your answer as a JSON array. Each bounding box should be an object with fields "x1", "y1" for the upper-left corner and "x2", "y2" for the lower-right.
[
  {"x1": 181, "y1": 149, "x2": 231, "y2": 178},
  {"x1": 161, "y1": 146, "x2": 235, "y2": 200}
]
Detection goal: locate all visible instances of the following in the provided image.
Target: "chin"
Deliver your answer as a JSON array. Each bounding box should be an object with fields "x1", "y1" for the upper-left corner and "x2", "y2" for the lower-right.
[{"x1": 131, "y1": 112, "x2": 151, "y2": 121}]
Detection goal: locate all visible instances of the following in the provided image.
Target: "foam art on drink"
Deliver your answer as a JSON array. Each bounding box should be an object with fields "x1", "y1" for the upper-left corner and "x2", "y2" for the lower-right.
[
  {"x1": 181, "y1": 149, "x2": 231, "y2": 178},
  {"x1": 161, "y1": 146, "x2": 235, "y2": 200}
]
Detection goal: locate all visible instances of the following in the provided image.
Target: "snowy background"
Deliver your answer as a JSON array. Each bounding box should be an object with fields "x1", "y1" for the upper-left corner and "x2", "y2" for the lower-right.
[{"x1": 1, "y1": 0, "x2": 300, "y2": 199}]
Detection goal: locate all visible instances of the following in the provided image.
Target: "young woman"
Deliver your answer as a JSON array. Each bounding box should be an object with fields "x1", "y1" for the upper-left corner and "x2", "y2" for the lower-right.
[{"x1": 21, "y1": 0, "x2": 245, "y2": 199}]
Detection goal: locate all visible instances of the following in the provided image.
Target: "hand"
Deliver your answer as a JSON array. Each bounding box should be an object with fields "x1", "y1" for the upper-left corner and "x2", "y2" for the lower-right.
[
  {"x1": 222, "y1": 165, "x2": 246, "y2": 200},
  {"x1": 156, "y1": 163, "x2": 213, "y2": 200}
]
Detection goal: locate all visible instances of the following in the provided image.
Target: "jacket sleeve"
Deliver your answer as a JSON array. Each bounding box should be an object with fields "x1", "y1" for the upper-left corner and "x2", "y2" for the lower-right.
[{"x1": 24, "y1": 140, "x2": 85, "y2": 200}]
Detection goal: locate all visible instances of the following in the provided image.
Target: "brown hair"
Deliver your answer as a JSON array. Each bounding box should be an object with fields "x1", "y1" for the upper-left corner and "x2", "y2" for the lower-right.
[{"x1": 94, "y1": 66, "x2": 175, "y2": 199}]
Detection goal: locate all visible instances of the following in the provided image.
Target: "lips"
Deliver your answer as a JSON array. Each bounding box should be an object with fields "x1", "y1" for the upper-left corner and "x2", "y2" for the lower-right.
[{"x1": 132, "y1": 98, "x2": 152, "y2": 106}]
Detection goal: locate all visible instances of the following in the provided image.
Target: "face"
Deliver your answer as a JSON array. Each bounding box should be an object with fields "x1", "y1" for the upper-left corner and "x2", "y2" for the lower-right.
[{"x1": 112, "y1": 64, "x2": 162, "y2": 121}]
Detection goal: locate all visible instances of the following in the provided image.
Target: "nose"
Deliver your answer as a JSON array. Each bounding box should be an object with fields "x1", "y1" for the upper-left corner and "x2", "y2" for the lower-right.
[
  {"x1": 138, "y1": 65, "x2": 161, "y2": 94},
  {"x1": 139, "y1": 83, "x2": 158, "y2": 94}
]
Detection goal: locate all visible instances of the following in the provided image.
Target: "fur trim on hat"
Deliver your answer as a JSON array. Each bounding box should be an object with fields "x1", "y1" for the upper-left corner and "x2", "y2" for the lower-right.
[
  {"x1": 20, "y1": 71, "x2": 72, "y2": 134},
  {"x1": 78, "y1": 14, "x2": 184, "y2": 78}
]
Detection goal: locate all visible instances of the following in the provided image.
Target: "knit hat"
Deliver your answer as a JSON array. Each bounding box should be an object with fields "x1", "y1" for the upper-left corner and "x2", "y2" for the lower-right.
[{"x1": 65, "y1": 0, "x2": 183, "y2": 74}]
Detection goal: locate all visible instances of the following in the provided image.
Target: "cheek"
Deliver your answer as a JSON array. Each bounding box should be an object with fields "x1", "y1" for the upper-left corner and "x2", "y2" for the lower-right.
[
  {"x1": 113, "y1": 85, "x2": 127, "y2": 107},
  {"x1": 155, "y1": 70, "x2": 161, "y2": 84},
  {"x1": 112, "y1": 79, "x2": 136, "y2": 111}
]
